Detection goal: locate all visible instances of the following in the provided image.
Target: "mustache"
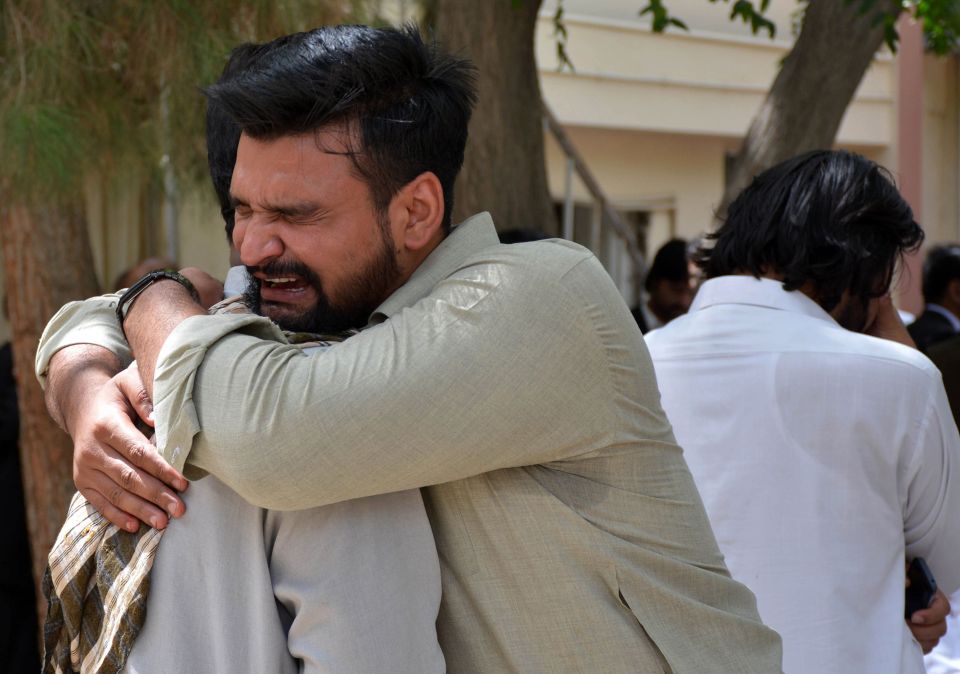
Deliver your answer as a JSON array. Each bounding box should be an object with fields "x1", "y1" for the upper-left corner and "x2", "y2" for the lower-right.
[{"x1": 245, "y1": 260, "x2": 321, "y2": 287}]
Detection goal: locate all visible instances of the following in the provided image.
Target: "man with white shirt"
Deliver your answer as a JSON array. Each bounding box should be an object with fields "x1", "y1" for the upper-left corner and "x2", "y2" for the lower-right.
[{"x1": 645, "y1": 150, "x2": 960, "y2": 674}]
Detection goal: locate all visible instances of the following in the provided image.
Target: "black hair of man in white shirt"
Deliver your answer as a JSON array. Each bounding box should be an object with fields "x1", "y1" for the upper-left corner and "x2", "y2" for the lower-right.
[{"x1": 697, "y1": 150, "x2": 924, "y2": 331}]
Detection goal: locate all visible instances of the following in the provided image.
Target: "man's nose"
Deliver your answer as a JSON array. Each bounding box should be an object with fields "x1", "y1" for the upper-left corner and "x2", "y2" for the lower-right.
[{"x1": 236, "y1": 218, "x2": 284, "y2": 267}]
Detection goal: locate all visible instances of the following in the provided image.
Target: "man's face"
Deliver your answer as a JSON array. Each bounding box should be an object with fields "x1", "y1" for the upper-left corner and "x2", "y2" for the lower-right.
[
  {"x1": 648, "y1": 278, "x2": 695, "y2": 324},
  {"x1": 231, "y1": 130, "x2": 402, "y2": 333}
]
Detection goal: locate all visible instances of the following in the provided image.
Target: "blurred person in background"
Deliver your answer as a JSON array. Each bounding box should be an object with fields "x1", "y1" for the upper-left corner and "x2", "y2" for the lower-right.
[
  {"x1": 632, "y1": 238, "x2": 696, "y2": 332},
  {"x1": 113, "y1": 256, "x2": 178, "y2": 292},
  {"x1": 0, "y1": 298, "x2": 39, "y2": 673},
  {"x1": 908, "y1": 244, "x2": 960, "y2": 352}
]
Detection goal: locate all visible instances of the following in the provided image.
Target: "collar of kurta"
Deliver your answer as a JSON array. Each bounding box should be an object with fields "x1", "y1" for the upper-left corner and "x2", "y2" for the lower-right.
[
  {"x1": 370, "y1": 211, "x2": 500, "y2": 323},
  {"x1": 691, "y1": 275, "x2": 838, "y2": 326}
]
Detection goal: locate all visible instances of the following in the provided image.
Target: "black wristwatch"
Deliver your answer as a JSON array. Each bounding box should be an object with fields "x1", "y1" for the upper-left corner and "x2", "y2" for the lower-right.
[{"x1": 116, "y1": 270, "x2": 201, "y2": 336}]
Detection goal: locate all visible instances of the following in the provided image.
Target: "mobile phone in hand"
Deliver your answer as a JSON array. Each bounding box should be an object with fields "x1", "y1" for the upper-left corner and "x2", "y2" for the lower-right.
[{"x1": 905, "y1": 557, "x2": 937, "y2": 619}]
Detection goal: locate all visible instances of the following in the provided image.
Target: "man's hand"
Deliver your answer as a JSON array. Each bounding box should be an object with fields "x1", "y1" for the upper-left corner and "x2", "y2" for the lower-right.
[
  {"x1": 865, "y1": 295, "x2": 916, "y2": 348},
  {"x1": 909, "y1": 588, "x2": 951, "y2": 653},
  {"x1": 72, "y1": 362, "x2": 187, "y2": 531}
]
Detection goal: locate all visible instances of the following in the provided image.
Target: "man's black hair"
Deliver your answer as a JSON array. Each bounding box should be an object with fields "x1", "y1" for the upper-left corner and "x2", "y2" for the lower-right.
[
  {"x1": 698, "y1": 150, "x2": 924, "y2": 312},
  {"x1": 921, "y1": 244, "x2": 960, "y2": 303},
  {"x1": 645, "y1": 239, "x2": 689, "y2": 292},
  {"x1": 204, "y1": 25, "x2": 477, "y2": 232},
  {"x1": 206, "y1": 47, "x2": 258, "y2": 241}
]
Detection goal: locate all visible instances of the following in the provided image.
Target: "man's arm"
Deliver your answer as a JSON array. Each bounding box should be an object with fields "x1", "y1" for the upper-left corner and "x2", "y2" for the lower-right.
[
  {"x1": 36, "y1": 272, "x2": 221, "y2": 529},
  {"x1": 864, "y1": 296, "x2": 960, "y2": 645},
  {"x1": 902, "y1": 382, "x2": 960, "y2": 594},
  {"x1": 128, "y1": 253, "x2": 629, "y2": 510}
]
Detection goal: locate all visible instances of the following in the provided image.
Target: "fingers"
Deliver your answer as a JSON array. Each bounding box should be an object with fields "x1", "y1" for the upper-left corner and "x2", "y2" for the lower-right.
[
  {"x1": 104, "y1": 424, "x2": 187, "y2": 490},
  {"x1": 912, "y1": 589, "x2": 951, "y2": 625},
  {"x1": 76, "y1": 417, "x2": 187, "y2": 528},
  {"x1": 78, "y1": 466, "x2": 174, "y2": 530},
  {"x1": 78, "y1": 488, "x2": 140, "y2": 533},
  {"x1": 115, "y1": 362, "x2": 155, "y2": 428},
  {"x1": 910, "y1": 589, "x2": 950, "y2": 653},
  {"x1": 97, "y1": 443, "x2": 186, "y2": 519},
  {"x1": 94, "y1": 410, "x2": 187, "y2": 493},
  {"x1": 918, "y1": 634, "x2": 942, "y2": 654}
]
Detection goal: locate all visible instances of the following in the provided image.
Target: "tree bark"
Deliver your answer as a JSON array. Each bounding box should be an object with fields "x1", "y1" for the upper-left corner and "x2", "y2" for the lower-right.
[
  {"x1": 721, "y1": 0, "x2": 889, "y2": 214},
  {"x1": 0, "y1": 203, "x2": 100, "y2": 621},
  {"x1": 433, "y1": 0, "x2": 558, "y2": 235}
]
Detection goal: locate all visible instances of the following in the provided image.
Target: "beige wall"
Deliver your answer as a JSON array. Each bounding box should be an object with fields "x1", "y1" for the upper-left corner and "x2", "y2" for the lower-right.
[
  {"x1": 535, "y1": 4, "x2": 959, "y2": 261},
  {"x1": 545, "y1": 127, "x2": 726, "y2": 248},
  {"x1": 537, "y1": 6, "x2": 893, "y2": 144},
  {"x1": 922, "y1": 53, "x2": 960, "y2": 245}
]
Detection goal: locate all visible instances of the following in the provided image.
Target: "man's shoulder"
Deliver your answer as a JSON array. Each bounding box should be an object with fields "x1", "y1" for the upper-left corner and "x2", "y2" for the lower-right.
[
  {"x1": 454, "y1": 238, "x2": 605, "y2": 289},
  {"x1": 913, "y1": 309, "x2": 952, "y2": 327},
  {"x1": 471, "y1": 237, "x2": 593, "y2": 269},
  {"x1": 909, "y1": 309, "x2": 955, "y2": 344},
  {"x1": 443, "y1": 237, "x2": 632, "y2": 333},
  {"x1": 648, "y1": 305, "x2": 940, "y2": 381},
  {"x1": 828, "y1": 329, "x2": 939, "y2": 377}
]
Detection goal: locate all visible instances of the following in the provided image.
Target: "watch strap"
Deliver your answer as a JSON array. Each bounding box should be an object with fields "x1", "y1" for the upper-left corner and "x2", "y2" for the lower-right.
[{"x1": 116, "y1": 270, "x2": 201, "y2": 335}]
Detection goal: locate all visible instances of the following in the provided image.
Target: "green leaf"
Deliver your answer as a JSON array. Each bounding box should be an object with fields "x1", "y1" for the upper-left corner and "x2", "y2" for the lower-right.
[{"x1": 640, "y1": 0, "x2": 690, "y2": 33}]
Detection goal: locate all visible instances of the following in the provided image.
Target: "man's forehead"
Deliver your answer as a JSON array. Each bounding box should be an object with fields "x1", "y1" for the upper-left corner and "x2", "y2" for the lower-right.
[
  {"x1": 230, "y1": 127, "x2": 367, "y2": 207},
  {"x1": 236, "y1": 125, "x2": 355, "y2": 159}
]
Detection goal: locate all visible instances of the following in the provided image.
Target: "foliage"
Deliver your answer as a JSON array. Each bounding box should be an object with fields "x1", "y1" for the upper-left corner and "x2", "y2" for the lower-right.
[
  {"x1": 902, "y1": 0, "x2": 960, "y2": 54},
  {"x1": 640, "y1": 0, "x2": 774, "y2": 37},
  {"x1": 552, "y1": 3, "x2": 574, "y2": 72},
  {"x1": 0, "y1": 1, "x2": 366, "y2": 204},
  {"x1": 638, "y1": 0, "x2": 960, "y2": 54}
]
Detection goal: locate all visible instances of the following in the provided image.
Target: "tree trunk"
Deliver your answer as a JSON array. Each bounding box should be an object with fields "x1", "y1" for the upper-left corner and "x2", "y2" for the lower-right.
[
  {"x1": 434, "y1": 0, "x2": 558, "y2": 235},
  {"x1": 0, "y1": 203, "x2": 100, "y2": 622},
  {"x1": 721, "y1": 0, "x2": 889, "y2": 214}
]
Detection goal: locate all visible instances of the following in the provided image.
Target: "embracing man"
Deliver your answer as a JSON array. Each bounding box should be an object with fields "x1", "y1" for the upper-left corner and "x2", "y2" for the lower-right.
[{"x1": 37, "y1": 25, "x2": 782, "y2": 672}]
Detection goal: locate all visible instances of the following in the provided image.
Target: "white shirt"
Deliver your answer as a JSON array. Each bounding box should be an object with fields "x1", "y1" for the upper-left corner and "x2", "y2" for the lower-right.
[
  {"x1": 223, "y1": 265, "x2": 250, "y2": 296},
  {"x1": 645, "y1": 276, "x2": 960, "y2": 674}
]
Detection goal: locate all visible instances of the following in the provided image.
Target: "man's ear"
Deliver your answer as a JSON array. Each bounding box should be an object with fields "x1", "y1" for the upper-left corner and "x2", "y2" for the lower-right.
[{"x1": 390, "y1": 172, "x2": 444, "y2": 252}]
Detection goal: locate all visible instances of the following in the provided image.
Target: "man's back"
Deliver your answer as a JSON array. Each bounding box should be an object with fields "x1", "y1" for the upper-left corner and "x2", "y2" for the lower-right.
[
  {"x1": 646, "y1": 276, "x2": 960, "y2": 673},
  {"x1": 404, "y1": 233, "x2": 782, "y2": 672}
]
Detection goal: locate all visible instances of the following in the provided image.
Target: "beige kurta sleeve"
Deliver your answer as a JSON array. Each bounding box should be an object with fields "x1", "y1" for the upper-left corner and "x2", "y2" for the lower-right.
[
  {"x1": 154, "y1": 251, "x2": 630, "y2": 510},
  {"x1": 35, "y1": 293, "x2": 131, "y2": 388}
]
